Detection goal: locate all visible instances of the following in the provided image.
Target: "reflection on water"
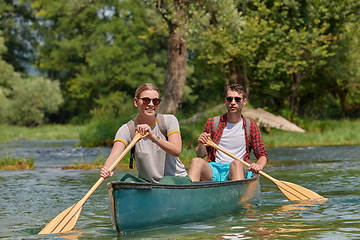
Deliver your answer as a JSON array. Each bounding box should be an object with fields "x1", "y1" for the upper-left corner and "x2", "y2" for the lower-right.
[{"x1": 0, "y1": 140, "x2": 360, "y2": 239}]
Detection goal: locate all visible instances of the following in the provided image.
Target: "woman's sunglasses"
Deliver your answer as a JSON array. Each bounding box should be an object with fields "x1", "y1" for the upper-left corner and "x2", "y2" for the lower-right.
[
  {"x1": 138, "y1": 97, "x2": 162, "y2": 106},
  {"x1": 225, "y1": 97, "x2": 244, "y2": 103}
]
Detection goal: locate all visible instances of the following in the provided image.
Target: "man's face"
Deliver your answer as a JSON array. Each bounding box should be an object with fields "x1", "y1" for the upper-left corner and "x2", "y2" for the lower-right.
[{"x1": 225, "y1": 90, "x2": 247, "y2": 114}]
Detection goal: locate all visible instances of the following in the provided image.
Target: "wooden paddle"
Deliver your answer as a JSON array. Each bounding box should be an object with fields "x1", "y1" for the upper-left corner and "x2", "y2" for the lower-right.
[
  {"x1": 206, "y1": 138, "x2": 326, "y2": 201},
  {"x1": 38, "y1": 132, "x2": 147, "y2": 235}
]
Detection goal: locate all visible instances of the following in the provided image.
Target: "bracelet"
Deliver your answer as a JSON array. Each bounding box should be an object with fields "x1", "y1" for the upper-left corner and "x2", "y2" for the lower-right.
[{"x1": 152, "y1": 136, "x2": 160, "y2": 143}]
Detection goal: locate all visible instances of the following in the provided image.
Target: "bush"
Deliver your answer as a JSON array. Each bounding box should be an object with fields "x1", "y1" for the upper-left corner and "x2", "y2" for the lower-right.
[
  {"x1": 0, "y1": 76, "x2": 64, "y2": 126},
  {"x1": 79, "y1": 99, "x2": 137, "y2": 147}
]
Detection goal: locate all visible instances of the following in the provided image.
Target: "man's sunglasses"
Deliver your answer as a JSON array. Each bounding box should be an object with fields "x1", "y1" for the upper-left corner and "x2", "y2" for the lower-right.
[
  {"x1": 225, "y1": 97, "x2": 244, "y2": 103},
  {"x1": 138, "y1": 97, "x2": 162, "y2": 106}
]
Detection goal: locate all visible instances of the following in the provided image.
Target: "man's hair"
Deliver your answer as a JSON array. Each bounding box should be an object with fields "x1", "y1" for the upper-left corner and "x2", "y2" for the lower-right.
[
  {"x1": 224, "y1": 84, "x2": 247, "y2": 98},
  {"x1": 135, "y1": 83, "x2": 160, "y2": 98}
]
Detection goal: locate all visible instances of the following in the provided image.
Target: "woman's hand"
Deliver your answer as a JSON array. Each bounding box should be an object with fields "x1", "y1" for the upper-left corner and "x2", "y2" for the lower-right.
[
  {"x1": 135, "y1": 124, "x2": 157, "y2": 141},
  {"x1": 100, "y1": 167, "x2": 114, "y2": 179}
]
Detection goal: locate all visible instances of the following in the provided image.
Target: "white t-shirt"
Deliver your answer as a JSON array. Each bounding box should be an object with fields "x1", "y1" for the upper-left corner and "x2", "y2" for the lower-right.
[
  {"x1": 215, "y1": 120, "x2": 246, "y2": 163},
  {"x1": 114, "y1": 114, "x2": 187, "y2": 183}
]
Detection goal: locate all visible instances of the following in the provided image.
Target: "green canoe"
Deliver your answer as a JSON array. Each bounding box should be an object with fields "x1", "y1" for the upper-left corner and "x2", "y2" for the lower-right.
[{"x1": 107, "y1": 174, "x2": 260, "y2": 232}]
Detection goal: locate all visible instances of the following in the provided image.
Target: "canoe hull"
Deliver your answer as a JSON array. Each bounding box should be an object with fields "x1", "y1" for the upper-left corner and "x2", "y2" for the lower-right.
[{"x1": 107, "y1": 175, "x2": 260, "y2": 232}]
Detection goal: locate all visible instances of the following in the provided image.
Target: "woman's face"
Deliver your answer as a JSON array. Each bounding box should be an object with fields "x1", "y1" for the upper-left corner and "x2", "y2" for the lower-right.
[{"x1": 134, "y1": 90, "x2": 161, "y2": 117}]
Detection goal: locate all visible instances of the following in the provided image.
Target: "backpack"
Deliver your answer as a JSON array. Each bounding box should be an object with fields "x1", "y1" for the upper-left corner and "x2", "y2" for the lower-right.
[
  {"x1": 126, "y1": 114, "x2": 167, "y2": 169},
  {"x1": 212, "y1": 115, "x2": 251, "y2": 138}
]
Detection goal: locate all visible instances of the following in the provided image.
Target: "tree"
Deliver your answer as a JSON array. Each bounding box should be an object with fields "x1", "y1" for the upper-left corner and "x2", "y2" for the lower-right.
[
  {"x1": 323, "y1": 21, "x2": 360, "y2": 117},
  {"x1": 185, "y1": 0, "x2": 360, "y2": 120},
  {"x1": 3, "y1": 76, "x2": 64, "y2": 126},
  {"x1": 0, "y1": 31, "x2": 63, "y2": 126},
  {"x1": 0, "y1": 0, "x2": 37, "y2": 73},
  {"x1": 154, "y1": 0, "x2": 187, "y2": 114},
  {"x1": 186, "y1": 0, "x2": 260, "y2": 98},
  {"x1": 0, "y1": 30, "x2": 22, "y2": 108},
  {"x1": 29, "y1": 0, "x2": 168, "y2": 122}
]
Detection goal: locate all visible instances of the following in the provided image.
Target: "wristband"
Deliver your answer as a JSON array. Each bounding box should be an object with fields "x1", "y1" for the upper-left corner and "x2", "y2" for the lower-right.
[{"x1": 152, "y1": 136, "x2": 160, "y2": 143}]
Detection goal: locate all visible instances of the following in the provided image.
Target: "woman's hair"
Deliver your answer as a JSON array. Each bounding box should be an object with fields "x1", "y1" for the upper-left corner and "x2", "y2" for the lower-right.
[
  {"x1": 225, "y1": 84, "x2": 247, "y2": 98},
  {"x1": 135, "y1": 83, "x2": 160, "y2": 98}
]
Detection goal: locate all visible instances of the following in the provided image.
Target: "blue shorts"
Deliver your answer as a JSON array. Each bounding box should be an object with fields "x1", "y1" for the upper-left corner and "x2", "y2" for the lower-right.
[{"x1": 209, "y1": 162, "x2": 253, "y2": 181}]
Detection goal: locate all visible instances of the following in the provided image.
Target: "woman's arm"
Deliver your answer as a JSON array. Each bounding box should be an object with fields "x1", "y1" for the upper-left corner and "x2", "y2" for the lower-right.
[
  {"x1": 100, "y1": 141, "x2": 126, "y2": 178},
  {"x1": 149, "y1": 131, "x2": 182, "y2": 157}
]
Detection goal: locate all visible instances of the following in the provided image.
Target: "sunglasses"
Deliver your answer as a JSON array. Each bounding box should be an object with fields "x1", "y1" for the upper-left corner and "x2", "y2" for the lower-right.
[
  {"x1": 225, "y1": 97, "x2": 244, "y2": 103},
  {"x1": 138, "y1": 97, "x2": 162, "y2": 106}
]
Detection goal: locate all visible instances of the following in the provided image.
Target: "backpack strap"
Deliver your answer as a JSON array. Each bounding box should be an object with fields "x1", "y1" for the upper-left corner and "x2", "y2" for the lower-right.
[
  {"x1": 156, "y1": 114, "x2": 168, "y2": 139},
  {"x1": 126, "y1": 114, "x2": 168, "y2": 169},
  {"x1": 212, "y1": 115, "x2": 220, "y2": 133},
  {"x1": 245, "y1": 117, "x2": 251, "y2": 140},
  {"x1": 126, "y1": 119, "x2": 136, "y2": 169}
]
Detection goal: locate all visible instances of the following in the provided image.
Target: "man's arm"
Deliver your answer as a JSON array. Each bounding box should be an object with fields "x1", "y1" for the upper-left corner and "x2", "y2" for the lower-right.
[
  {"x1": 195, "y1": 144, "x2": 207, "y2": 158},
  {"x1": 248, "y1": 155, "x2": 267, "y2": 173},
  {"x1": 195, "y1": 132, "x2": 212, "y2": 158}
]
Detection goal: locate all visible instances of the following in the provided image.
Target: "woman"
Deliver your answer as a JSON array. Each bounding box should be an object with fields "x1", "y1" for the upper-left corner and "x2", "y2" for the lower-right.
[{"x1": 100, "y1": 83, "x2": 190, "y2": 184}]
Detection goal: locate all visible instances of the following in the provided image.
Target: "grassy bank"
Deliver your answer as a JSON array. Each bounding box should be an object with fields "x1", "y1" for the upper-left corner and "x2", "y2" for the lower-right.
[
  {"x1": 1, "y1": 119, "x2": 359, "y2": 169},
  {"x1": 262, "y1": 119, "x2": 360, "y2": 147},
  {"x1": 1, "y1": 120, "x2": 360, "y2": 148},
  {"x1": 0, "y1": 124, "x2": 85, "y2": 143},
  {"x1": 0, "y1": 150, "x2": 35, "y2": 170}
]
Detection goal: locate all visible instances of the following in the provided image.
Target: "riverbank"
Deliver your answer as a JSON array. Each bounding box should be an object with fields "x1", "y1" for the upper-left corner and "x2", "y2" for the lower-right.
[
  {"x1": 262, "y1": 119, "x2": 360, "y2": 147},
  {"x1": 1, "y1": 120, "x2": 359, "y2": 169},
  {"x1": 0, "y1": 124, "x2": 85, "y2": 143},
  {"x1": 1, "y1": 119, "x2": 359, "y2": 148}
]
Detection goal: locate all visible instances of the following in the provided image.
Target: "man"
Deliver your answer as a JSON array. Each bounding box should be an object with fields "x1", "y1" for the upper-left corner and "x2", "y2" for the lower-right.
[{"x1": 188, "y1": 84, "x2": 268, "y2": 181}]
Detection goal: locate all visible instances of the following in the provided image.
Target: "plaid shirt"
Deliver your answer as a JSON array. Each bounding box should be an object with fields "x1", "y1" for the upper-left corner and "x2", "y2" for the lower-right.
[{"x1": 203, "y1": 113, "x2": 268, "y2": 163}]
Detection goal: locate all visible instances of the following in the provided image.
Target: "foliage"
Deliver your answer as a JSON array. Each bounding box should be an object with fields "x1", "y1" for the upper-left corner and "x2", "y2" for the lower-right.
[
  {"x1": 29, "y1": 0, "x2": 168, "y2": 123},
  {"x1": 0, "y1": 76, "x2": 64, "y2": 126},
  {"x1": 79, "y1": 99, "x2": 137, "y2": 147},
  {"x1": 0, "y1": 0, "x2": 360, "y2": 125},
  {"x1": 0, "y1": 1, "x2": 37, "y2": 72},
  {"x1": 185, "y1": 0, "x2": 352, "y2": 119},
  {"x1": 321, "y1": 20, "x2": 360, "y2": 117},
  {"x1": 1, "y1": 28, "x2": 63, "y2": 126},
  {"x1": 0, "y1": 29, "x2": 22, "y2": 101}
]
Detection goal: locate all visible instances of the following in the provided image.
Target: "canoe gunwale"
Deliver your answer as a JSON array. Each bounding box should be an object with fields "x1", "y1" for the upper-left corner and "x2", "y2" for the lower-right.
[{"x1": 107, "y1": 174, "x2": 259, "y2": 190}]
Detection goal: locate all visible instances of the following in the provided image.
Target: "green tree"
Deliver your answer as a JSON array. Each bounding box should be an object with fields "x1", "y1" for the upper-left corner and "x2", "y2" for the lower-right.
[
  {"x1": 30, "y1": 0, "x2": 168, "y2": 123},
  {"x1": 323, "y1": 21, "x2": 360, "y2": 117},
  {"x1": 153, "y1": 0, "x2": 187, "y2": 114},
  {"x1": 2, "y1": 76, "x2": 64, "y2": 126},
  {"x1": 0, "y1": 30, "x2": 22, "y2": 109},
  {"x1": 185, "y1": 0, "x2": 360, "y2": 118},
  {"x1": 0, "y1": 31, "x2": 63, "y2": 126},
  {"x1": 0, "y1": 0, "x2": 37, "y2": 73}
]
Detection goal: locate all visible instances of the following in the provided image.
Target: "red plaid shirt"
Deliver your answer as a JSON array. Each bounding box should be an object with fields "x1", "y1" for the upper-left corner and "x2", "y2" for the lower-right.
[{"x1": 204, "y1": 113, "x2": 268, "y2": 163}]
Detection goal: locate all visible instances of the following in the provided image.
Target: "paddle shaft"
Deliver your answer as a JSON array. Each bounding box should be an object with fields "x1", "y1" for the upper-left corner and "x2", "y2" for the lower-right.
[
  {"x1": 206, "y1": 138, "x2": 326, "y2": 200},
  {"x1": 206, "y1": 139, "x2": 277, "y2": 181},
  {"x1": 76, "y1": 132, "x2": 146, "y2": 206},
  {"x1": 39, "y1": 132, "x2": 147, "y2": 234}
]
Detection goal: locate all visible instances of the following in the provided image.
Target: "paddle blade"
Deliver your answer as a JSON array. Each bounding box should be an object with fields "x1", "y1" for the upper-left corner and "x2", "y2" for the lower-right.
[
  {"x1": 274, "y1": 180, "x2": 325, "y2": 201},
  {"x1": 38, "y1": 202, "x2": 83, "y2": 235}
]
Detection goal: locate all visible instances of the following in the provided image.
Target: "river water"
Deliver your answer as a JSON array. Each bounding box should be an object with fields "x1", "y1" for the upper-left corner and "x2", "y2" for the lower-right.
[{"x1": 0, "y1": 140, "x2": 359, "y2": 239}]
